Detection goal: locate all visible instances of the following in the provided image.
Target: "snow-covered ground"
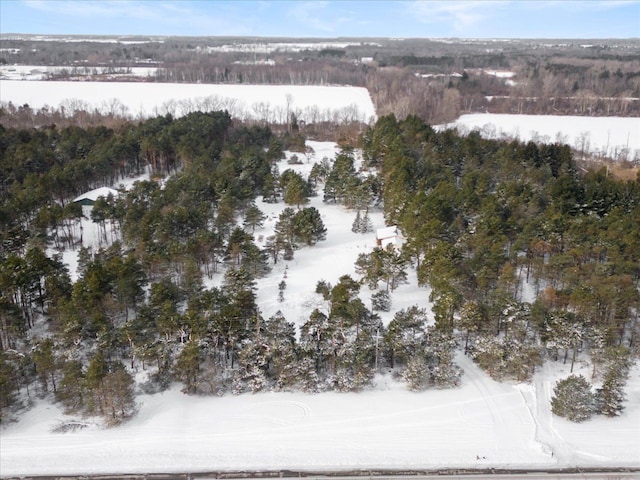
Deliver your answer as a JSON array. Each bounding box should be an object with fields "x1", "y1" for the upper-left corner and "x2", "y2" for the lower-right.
[
  {"x1": 0, "y1": 65, "x2": 158, "y2": 80},
  {"x1": 483, "y1": 70, "x2": 516, "y2": 78},
  {"x1": 0, "y1": 80, "x2": 376, "y2": 123},
  {"x1": 201, "y1": 41, "x2": 381, "y2": 54},
  {"x1": 2, "y1": 357, "x2": 638, "y2": 475},
  {"x1": 2, "y1": 141, "x2": 639, "y2": 476},
  {"x1": 442, "y1": 113, "x2": 640, "y2": 161}
]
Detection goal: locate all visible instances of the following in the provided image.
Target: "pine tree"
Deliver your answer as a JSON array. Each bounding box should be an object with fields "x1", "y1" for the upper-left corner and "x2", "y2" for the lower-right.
[
  {"x1": 458, "y1": 300, "x2": 485, "y2": 354},
  {"x1": 296, "y1": 356, "x2": 322, "y2": 393},
  {"x1": 232, "y1": 340, "x2": 268, "y2": 394},
  {"x1": 84, "y1": 351, "x2": 109, "y2": 417},
  {"x1": 275, "y1": 207, "x2": 296, "y2": 247},
  {"x1": 56, "y1": 359, "x2": 85, "y2": 414},
  {"x1": 283, "y1": 173, "x2": 309, "y2": 209},
  {"x1": 324, "y1": 148, "x2": 358, "y2": 204},
  {"x1": 596, "y1": 347, "x2": 631, "y2": 417},
  {"x1": 382, "y1": 244, "x2": 408, "y2": 291},
  {"x1": 351, "y1": 210, "x2": 362, "y2": 234},
  {"x1": 423, "y1": 325, "x2": 461, "y2": 388},
  {"x1": 0, "y1": 350, "x2": 19, "y2": 419},
  {"x1": 33, "y1": 338, "x2": 58, "y2": 393},
  {"x1": 101, "y1": 365, "x2": 136, "y2": 425},
  {"x1": 261, "y1": 169, "x2": 280, "y2": 203},
  {"x1": 315, "y1": 279, "x2": 332, "y2": 300},
  {"x1": 360, "y1": 210, "x2": 373, "y2": 233},
  {"x1": 243, "y1": 203, "x2": 266, "y2": 233},
  {"x1": 403, "y1": 355, "x2": 430, "y2": 391},
  {"x1": 355, "y1": 249, "x2": 384, "y2": 290},
  {"x1": 597, "y1": 367, "x2": 628, "y2": 417},
  {"x1": 175, "y1": 341, "x2": 203, "y2": 394},
  {"x1": 351, "y1": 209, "x2": 374, "y2": 234},
  {"x1": 371, "y1": 289, "x2": 391, "y2": 312},
  {"x1": 383, "y1": 306, "x2": 427, "y2": 368},
  {"x1": 292, "y1": 207, "x2": 327, "y2": 246},
  {"x1": 264, "y1": 311, "x2": 298, "y2": 389},
  {"x1": 551, "y1": 374, "x2": 594, "y2": 422},
  {"x1": 469, "y1": 335, "x2": 506, "y2": 379}
]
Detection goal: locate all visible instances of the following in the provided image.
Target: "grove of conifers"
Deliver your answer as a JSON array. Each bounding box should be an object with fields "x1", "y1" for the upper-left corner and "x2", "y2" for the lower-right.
[{"x1": 1, "y1": 110, "x2": 638, "y2": 425}]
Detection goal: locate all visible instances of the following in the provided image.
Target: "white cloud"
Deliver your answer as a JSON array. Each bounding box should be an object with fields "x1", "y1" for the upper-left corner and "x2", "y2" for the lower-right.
[
  {"x1": 519, "y1": 0, "x2": 640, "y2": 11},
  {"x1": 21, "y1": 0, "x2": 254, "y2": 35},
  {"x1": 24, "y1": 0, "x2": 155, "y2": 19},
  {"x1": 543, "y1": 0, "x2": 639, "y2": 8},
  {"x1": 409, "y1": 0, "x2": 511, "y2": 31},
  {"x1": 286, "y1": 1, "x2": 335, "y2": 33}
]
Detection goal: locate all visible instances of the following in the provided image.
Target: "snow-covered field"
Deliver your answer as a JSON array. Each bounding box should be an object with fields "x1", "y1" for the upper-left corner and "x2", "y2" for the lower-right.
[
  {"x1": 201, "y1": 41, "x2": 381, "y2": 54},
  {"x1": 3, "y1": 358, "x2": 639, "y2": 475},
  {"x1": 2, "y1": 75, "x2": 637, "y2": 163},
  {"x1": 2, "y1": 142, "x2": 639, "y2": 476},
  {"x1": 0, "y1": 80, "x2": 376, "y2": 123},
  {"x1": 0, "y1": 65, "x2": 158, "y2": 80},
  {"x1": 443, "y1": 113, "x2": 640, "y2": 161}
]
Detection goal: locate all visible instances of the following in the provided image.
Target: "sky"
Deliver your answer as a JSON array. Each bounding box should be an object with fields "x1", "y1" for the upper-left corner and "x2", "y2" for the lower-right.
[{"x1": 0, "y1": 0, "x2": 639, "y2": 39}]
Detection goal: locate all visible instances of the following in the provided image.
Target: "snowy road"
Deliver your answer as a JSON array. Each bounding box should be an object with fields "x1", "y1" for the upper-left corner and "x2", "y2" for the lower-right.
[{"x1": 5, "y1": 469, "x2": 640, "y2": 480}]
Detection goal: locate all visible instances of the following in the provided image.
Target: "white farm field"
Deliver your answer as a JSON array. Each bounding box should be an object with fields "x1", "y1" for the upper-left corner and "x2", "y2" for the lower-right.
[
  {"x1": 1, "y1": 142, "x2": 639, "y2": 476},
  {"x1": 2, "y1": 78, "x2": 638, "y2": 161},
  {"x1": 443, "y1": 113, "x2": 640, "y2": 162},
  {"x1": 0, "y1": 80, "x2": 377, "y2": 124}
]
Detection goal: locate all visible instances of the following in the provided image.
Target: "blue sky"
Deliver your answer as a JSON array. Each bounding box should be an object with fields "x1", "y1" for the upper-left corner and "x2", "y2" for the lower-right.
[{"x1": 1, "y1": 0, "x2": 639, "y2": 38}]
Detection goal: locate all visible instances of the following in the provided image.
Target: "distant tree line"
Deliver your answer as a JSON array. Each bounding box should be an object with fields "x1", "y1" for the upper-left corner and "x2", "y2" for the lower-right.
[{"x1": 3, "y1": 36, "x2": 639, "y2": 126}]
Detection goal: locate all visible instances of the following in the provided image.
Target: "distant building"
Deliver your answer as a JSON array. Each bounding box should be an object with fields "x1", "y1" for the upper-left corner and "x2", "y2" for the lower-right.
[
  {"x1": 376, "y1": 225, "x2": 403, "y2": 249},
  {"x1": 73, "y1": 187, "x2": 119, "y2": 206}
]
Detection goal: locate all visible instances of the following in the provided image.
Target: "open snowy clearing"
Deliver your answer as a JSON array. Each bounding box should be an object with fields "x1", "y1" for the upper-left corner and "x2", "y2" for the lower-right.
[
  {"x1": 0, "y1": 80, "x2": 376, "y2": 123},
  {"x1": 2, "y1": 356, "x2": 638, "y2": 476},
  {"x1": 2, "y1": 141, "x2": 639, "y2": 476},
  {"x1": 442, "y1": 113, "x2": 640, "y2": 161}
]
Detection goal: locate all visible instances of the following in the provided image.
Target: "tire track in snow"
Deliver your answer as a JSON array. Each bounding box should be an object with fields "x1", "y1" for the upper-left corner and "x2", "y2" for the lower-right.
[
  {"x1": 457, "y1": 354, "x2": 528, "y2": 462},
  {"x1": 515, "y1": 383, "x2": 555, "y2": 459},
  {"x1": 524, "y1": 362, "x2": 589, "y2": 465}
]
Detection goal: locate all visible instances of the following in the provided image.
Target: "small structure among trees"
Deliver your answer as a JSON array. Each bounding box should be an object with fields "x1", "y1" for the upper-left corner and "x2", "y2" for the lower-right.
[
  {"x1": 73, "y1": 187, "x2": 120, "y2": 207},
  {"x1": 376, "y1": 225, "x2": 403, "y2": 250}
]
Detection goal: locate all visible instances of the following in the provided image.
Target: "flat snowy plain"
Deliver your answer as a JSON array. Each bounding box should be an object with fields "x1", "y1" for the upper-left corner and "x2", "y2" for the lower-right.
[
  {"x1": 0, "y1": 65, "x2": 158, "y2": 81},
  {"x1": 2, "y1": 78, "x2": 637, "y2": 161},
  {"x1": 444, "y1": 113, "x2": 640, "y2": 161},
  {"x1": 0, "y1": 80, "x2": 376, "y2": 124},
  {"x1": 1, "y1": 142, "x2": 639, "y2": 476}
]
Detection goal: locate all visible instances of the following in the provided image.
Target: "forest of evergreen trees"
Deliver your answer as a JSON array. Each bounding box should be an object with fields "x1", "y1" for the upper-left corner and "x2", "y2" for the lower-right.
[{"x1": 1, "y1": 111, "x2": 638, "y2": 426}]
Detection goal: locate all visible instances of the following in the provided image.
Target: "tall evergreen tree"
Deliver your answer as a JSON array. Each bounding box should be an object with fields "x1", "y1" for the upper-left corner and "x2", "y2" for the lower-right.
[{"x1": 551, "y1": 374, "x2": 594, "y2": 422}]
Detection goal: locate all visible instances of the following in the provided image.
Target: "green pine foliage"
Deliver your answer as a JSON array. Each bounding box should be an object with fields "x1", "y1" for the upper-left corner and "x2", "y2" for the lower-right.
[
  {"x1": 551, "y1": 374, "x2": 594, "y2": 423},
  {"x1": 596, "y1": 347, "x2": 631, "y2": 417},
  {"x1": 1, "y1": 110, "x2": 638, "y2": 425}
]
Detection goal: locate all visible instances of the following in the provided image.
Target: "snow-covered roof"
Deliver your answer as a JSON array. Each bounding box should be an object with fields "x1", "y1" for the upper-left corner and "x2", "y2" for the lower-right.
[
  {"x1": 376, "y1": 226, "x2": 403, "y2": 249},
  {"x1": 73, "y1": 187, "x2": 119, "y2": 203},
  {"x1": 376, "y1": 226, "x2": 399, "y2": 240}
]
